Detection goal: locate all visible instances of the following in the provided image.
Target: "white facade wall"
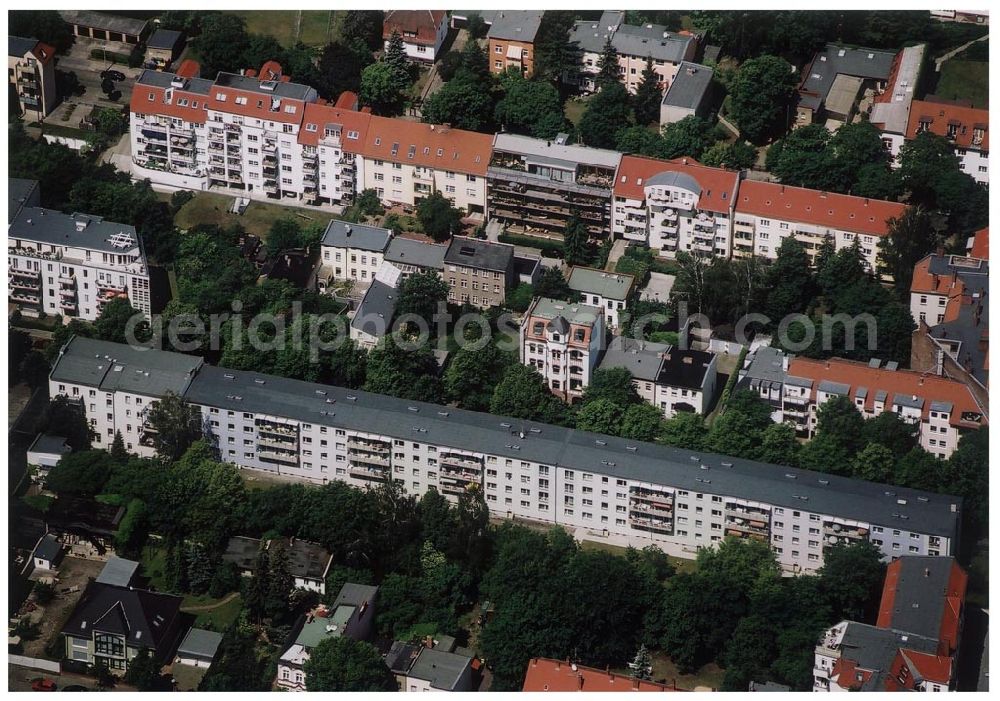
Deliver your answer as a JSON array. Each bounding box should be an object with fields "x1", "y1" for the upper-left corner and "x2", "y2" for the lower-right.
[
  {"x1": 357, "y1": 156, "x2": 487, "y2": 213},
  {"x1": 910, "y1": 290, "x2": 950, "y2": 326},
  {"x1": 736, "y1": 214, "x2": 882, "y2": 273},
  {"x1": 321, "y1": 244, "x2": 385, "y2": 283},
  {"x1": 612, "y1": 189, "x2": 732, "y2": 259},
  {"x1": 957, "y1": 146, "x2": 989, "y2": 184},
  {"x1": 48, "y1": 379, "x2": 159, "y2": 457}
]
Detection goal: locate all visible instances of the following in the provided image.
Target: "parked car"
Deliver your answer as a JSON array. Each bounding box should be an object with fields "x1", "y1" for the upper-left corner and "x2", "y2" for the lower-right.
[
  {"x1": 31, "y1": 678, "x2": 57, "y2": 691},
  {"x1": 100, "y1": 69, "x2": 126, "y2": 82}
]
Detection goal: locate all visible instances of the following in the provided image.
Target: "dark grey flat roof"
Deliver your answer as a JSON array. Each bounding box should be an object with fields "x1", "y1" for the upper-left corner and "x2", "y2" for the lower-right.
[
  {"x1": 59, "y1": 10, "x2": 148, "y2": 37},
  {"x1": 662, "y1": 62, "x2": 714, "y2": 109},
  {"x1": 10, "y1": 207, "x2": 140, "y2": 255},
  {"x1": 444, "y1": 236, "x2": 513, "y2": 272},
  {"x1": 599, "y1": 337, "x2": 669, "y2": 382},
  {"x1": 8, "y1": 36, "x2": 38, "y2": 59},
  {"x1": 881, "y1": 556, "x2": 959, "y2": 642},
  {"x1": 136, "y1": 69, "x2": 214, "y2": 95},
  {"x1": 9, "y1": 178, "x2": 39, "y2": 223},
  {"x1": 96, "y1": 556, "x2": 139, "y2": 587},
  {"x1": 50, "y1": 337, "x2": 204, "y2": 399},
  {"x1": 657, "y1": 348, "x2": 714, "y2": 390},
  {"x1": 147, "y1": 28, "x2": 183, "y2": 50},
  {"x1": 385, "y1": 238, "x2": 447, "y2": 269},
  {"x1": 27, "y1": 434, "x2": 71, "y2": 456},
  {"x1": 612, "y1": 23, "x2": 693, "y2": 63},
  {"x1": 322, "y1": 220, "x2": 391, "y2": 252},
  {"x1": 281, "y1": 538, "x2": 332, "y2": 581},
  {"x1": 799, "y1": 44, "x2": 896, "y2": 111},
  {"x1": 840, "y1": 621, "x2": 939, "y2": 691},
  {"x1": 214, "y1": 72, "x2": 317, "y2": 101},
  {"x1": 178, "y1": 628, "x2": 223, "y2": 660},
  {"x1": 408, "y1": 647, "x2": 473, "y2": 690},
  {"x1": 182, "y1": 360, "x2": 961, "y2": 537}
]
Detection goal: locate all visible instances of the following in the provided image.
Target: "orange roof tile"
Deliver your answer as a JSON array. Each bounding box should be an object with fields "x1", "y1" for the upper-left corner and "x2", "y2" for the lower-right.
[
  {"x1": 130, "y1": 83, "x2": 209, "y2": 125},
  {"x1": 522, "y1": 658, "x2": 682, "y2": 692},
  {"x1": 736, "y1": 180, "x2": 907, "y2": 237},
  {"x1": 969, "y1": 227, "x2": 988, "y2": 259},
  {"x1": 383, "y1": 10, "x2": 446, "y2": 45},
  {"x1": 297, "y1": 102, "x2": 371, "y2": 147},
  {"x1": 358, "y1": 116, "x2": 492, "y2": 177},
  {"x1": 614, "y1": 155, "x2": 739, "y2": 214},
  {"x1": 787, "y1": 356, "x2": 987, "y2": 430},
  {"x1": 901, "y1": 650, "x2": 953, "y2": 685},
  {"x1": 335, "y1": 91, "x2": 359, "y2": 110},
  {"x1": 32, "y1": 41, "x2": 56, "y2": 66},
  {"x1": 830, "y1": 657, "x2": 871, "y2": 691},
  {"x1": 906, "y1": 99, "x2": 988, "y2": 149},
  {"x1": 175, "y1": 59, "x2": 200, "y2": 78},
  {"x1": 910, "y1": 255, "x2": 968, "y2": 296}
]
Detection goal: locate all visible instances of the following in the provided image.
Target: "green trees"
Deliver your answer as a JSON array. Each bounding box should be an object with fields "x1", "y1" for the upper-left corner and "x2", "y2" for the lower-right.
[
  {"x1": 533, "y1": 11, "x2": 579, "y2": 83},
  {"x1": 494, "y1": 74, "x2": 566, "y2": 139},
  {"x1": 40, "y1": 397, "x2": 92, "y2": 451},
  {"x1": 817, "y1": 542, "x2": 886, "y2": 621},
  {"x1": 596, "y1": 36, "x2": 621, "y2": 89},
  {"x1": 146, "y1": 392, "x2": 202, "y2": 462},
  {"x1": 340, "y1": 10, "x2": 385, "y2": 51},
  {"x1": 305, "y1": 637, "x2": 397, "y2": 691},
  {"x1": 490, "y1": 364, "x2": 567, "y2": 425},
  {"x1": 94, "y1": 298, "x2": 146, "y2": 345},
  {"x1": 728, "y1": 55, "x2": 797, "y2": 144},
  {"x1": 763, "y1": 237, "x2": 815, "y2": 320},
  {"x1": 700, "y1": 140, "x2": 757, "y2": 170},
  {"x1": 44, "y1": 451, "x2": 114, "y2": 496},
  {"x1": 363, "y1": 337, "x2": 444, "y2": 403},
  {"x1": 444, "y1": 344, "x2": 515, "y2": 411},
  {"x1": 124, "y1": 647, "x2": 165, "y2": 691},
  {"x1": 360, "y1": 57, "x2": 410, "y2": 117},
  {"x1": 765, "y1": 124, "x2": 838, "y2": 190},
  {"x1": 416, "y1": 191, "x2": 464, "y2": 242},
  {"x1": 879, "y1": 207, "x2": 941, "y2": 294},
  {"x1": 317, "y1": 39, "x2": 373, "y2": 99},
  {"x1": 562, "y1": 213, "x2": 591, "y2": 266},
  {"x1": 659, "y1": 116, "x2": 719, "y2": 160},
  {"x1": 9, "y1": 11, "x2": 72, "y2": 51},
  {"x1": 633, "y1": 57, "x2": 663, "y2": 126},
  {"x1": 579, "y1": 82, "x2": 631, "y2": 149},
  {"x1": 395, "y1": 271, "x2": 449, "y2": 330},
  {"x1": 706, "y1": 390, "x2": 774, "y2": 459}
]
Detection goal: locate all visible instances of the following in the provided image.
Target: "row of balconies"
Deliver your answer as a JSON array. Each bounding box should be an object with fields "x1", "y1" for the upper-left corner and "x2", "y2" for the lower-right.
[
  {"x1": 348, "y1": 462, "x2": 389, "y2": 481},
  {"x1": 629, "y1": 514, "x2": 674, "y2": 535},
  {"x1": 347, "y1": 450, "x2": 390, "y2": 468}
]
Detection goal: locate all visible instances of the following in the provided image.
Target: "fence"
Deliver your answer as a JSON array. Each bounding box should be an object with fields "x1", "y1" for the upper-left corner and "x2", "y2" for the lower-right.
[{"x1": 9, "y1": 655, "x2": 61, "y2": 674}]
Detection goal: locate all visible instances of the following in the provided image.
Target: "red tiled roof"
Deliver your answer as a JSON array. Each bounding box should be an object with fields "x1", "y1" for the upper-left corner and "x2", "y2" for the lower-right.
[
  {"x1": 902, "y1": 650, "x2": 953, "y2": 685},
  {"x1": 357, "y1": 116, "x2": 492, "y2": 176},
  {"x1": 906, "y1": 99, "x2": 989, "y2": 149},
  {"x1": 31, "y1": 41, "x2": 56, "y2": 66},
  {"x1": 130, "y1": 83, "x2": 209, "y2": 125},
  {"x1": 969, "y1": 227, "x2": 988, "y2": 259},
  {"x1": 522, "y1": 658, "x2": 683, "y2": 692},
  {"x1": 296, "y1": 102, "x2": 372, "y2": 147},
  {"x1": 175, "y1": 59, "x2": 200, "y2": 78},
  {"x1": 614, "y1": 155, "x2": 739, "y2": 214},
  {"x1": 830, "y1": 658, "x2": 871, "y2": 691},
  {"x1": 787, "y1": 356, "x2": 987, "y2": 430},
  {"x1": 334, "y1": 91, "x2": 359, "y2": 110},
  {"x1": 736, "y1": 180, "x2": 907, "y2": 237},
  {"x1": 383, "y1": 10, "x2": 446, "y2": 45},
  {"x1": 909, "y1": 255, "x2": 967, "y2": 296}
]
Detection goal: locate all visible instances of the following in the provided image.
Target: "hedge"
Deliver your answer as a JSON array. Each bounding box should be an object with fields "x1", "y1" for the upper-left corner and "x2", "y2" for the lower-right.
[{"x1": 498, "y1": 232, "x2": 565, "y2": 258}]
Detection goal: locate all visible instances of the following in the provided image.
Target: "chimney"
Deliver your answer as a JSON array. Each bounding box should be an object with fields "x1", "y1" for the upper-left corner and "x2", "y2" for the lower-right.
[
  {"x1": 578, "y1": 675, "x2": 584, "y2": 690},
  {"x1": 345, "y1": 224, "x2": 352, "y2": 236},
  {"x1": 924, "y1": 567, "x2": 931, "y2": 577}
]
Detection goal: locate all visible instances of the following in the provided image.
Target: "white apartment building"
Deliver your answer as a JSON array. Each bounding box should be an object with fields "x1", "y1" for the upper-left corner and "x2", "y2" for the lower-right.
[
  {"x1": 566, "y1": 266, "x2": 635, "y2": 331},
  {"x1": 8, "y1": 181, "x2": 152, "y2": 321},
  {"x1": 599, "y1": 337, "x2": 718, "y2": 418},
  {"x1": 909, "y1": 253, "x2": 988, "y2": 326},
  {"x1": 733, "y1": 180, "x2": 907, "y2": 274},
  {"x1": 905, "y1": 99, "x2": 989, "y2": 184},
  {"x1": 49, "y1": 338, "x2": 962, "y2": 575},
  {"x1": 8, "y1": 35, "x2": 58, "y2": 119},
  {"x1": 520, "y1": 297, "x2": 606, "y2": 403},
  {"x1": 738, "y1": 348, "x2": 987, "y2": 459},
  {"x1": 613, "y1": 155, "x2": 738, "y2": 259},
  {"x1": 869, "y1": 44, "x2": 926, "y2": 159},
  {"x1": 129, "y1": 61, "x2": 370, "y2": 206},
  {"x1": 567, "y1": 11, "x2": 696, "y2": 94},
  {"x1": 356, "y1": 117, "x2": 492, "y2": 214},
  {"x1": 320, "y1": 220, "x2": 392, "y2": 284},
  {"x1": 48, "y1": 337, "x2": 204, "y2": 456}
]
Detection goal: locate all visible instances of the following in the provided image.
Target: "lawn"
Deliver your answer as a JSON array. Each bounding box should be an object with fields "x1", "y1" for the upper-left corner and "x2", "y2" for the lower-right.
[
  {"x1": 183, "y1": 593, "x2": 244, "y2": 631},
  {"x1": 228, "y1": 10, "x2": 340, "y2": 48},
  {"x1": 172, "y1": 192, "x2": 331, "y2": 239},
  {"x1": 564, "y1": 96, "x2": 590, "y2": 127},
  {"x1": 140, "y1": 543, "x2": 171, "y2": 592},
  {"x1": 934, "y1": 60, "x2": 989, "y2": 108},
  {"x1": 580, "y1": 540, "x2": 699, "y2": 575},
  {"x1": 643, "y1": 651, "x2": 725, "y2": 691}
]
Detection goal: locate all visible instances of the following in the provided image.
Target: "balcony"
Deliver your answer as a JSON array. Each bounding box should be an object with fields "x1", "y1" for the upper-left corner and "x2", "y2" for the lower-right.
[
  {"x1": 258, "y1": 434, "x2": 297, "y2": 450},
  {"x1": 258, "y1": 447, "x2": 299, "y2": 466},
  {"x1": 823, "y1": 522, "x2": 868, "y2": 542},
  {"x1": 257, "y1": 420, "x2": 297, "y2": 437},
  {"x1": 11, "y1": 290, "x2": 41, "y2": 304},
  {"x1": 348, "y1": 462, "x2": 388, "y2": 482},
  {"x1": 264, "y1": 180, "x2": 278, "y2": 193},
  {"x1": 97, "y1": 280, "x2": 127, "y2": 294},
  {"x1": 629, "y1": 513, "x2": 673, "y2": 534},
  {"x1": 347, "y1": 450, "x2": 390, "y2": 468}
]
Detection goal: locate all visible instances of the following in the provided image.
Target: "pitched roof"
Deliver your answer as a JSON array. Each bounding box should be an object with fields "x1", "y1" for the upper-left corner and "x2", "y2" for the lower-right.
[
  {"x1": 662, "y1": 62, "x2": 714, "y2": 109},
  {"x1": 968, "y1": 227, "x2": 988, "y2": 259},
  {"x1": 444, "y1": 236, "x2": 514, "y2": 272},
  {"x1": 32, "y1": 533, "x2": 61, "y2": 562},
  {"x1": 360, "y1": 116, "x2": 492, "y2": 176},
  {"x1": 599, "y1": 337, "x2": 671, "y2": 382},
  {"x1": 96, "y1": 556, "x2": 139, "y2": 587},
  {"x1": 62, "y1": 581, "x2": 183, "y2": 650},
  {"x1": 907, "y1": 98, "x2": 989, "y2": 150},
  {"x1": 383, "y1": 10, "x2": 446, "y2": 45},
  {"x1": 910, "y1": 253, "x2": 987, "y2": 296},
  {"x1": 58, "y1": 10, "x2": 148, "y2": 37},
  {"x1": 657, "y1": 348, "x2": 715, "y2": 390},
  {"x1": 385, "y1": 237, "x2": 447, "y2": 269},
  {"x1": 877, "y1": 556, "x2": 967, "y2": 657},
  {"x1": 798, "y1": 44, "x2": 896, "y2": 112},
  {"x1": 522, "y1": 657, "x2": 680, "y2": 691},
  {"x1": 297, "y1": 101, "x2": 371, "y2": 148},
  {"x1": 351, "y1": 280, "x2": 398, "y2": 335},
  {"x1": 332, "y1": 582, "x2": 379, "y2": 609},
  {"x1": 322, "y1": 220, "x2": 392, "y2": 252},
  {"x1": 147, "y1": 28, "x2": 183, "y2": 50},
  {"x1": 26, "y1": 434, "x2": 70, "y2": 457},
  {"x1": 9, "y1": 36, "x2": 54, "y2": 64},
  {"x1": 486, "y1": 10, "x2": 544, "y2": 42},
  {"x1": 615, "y1": 155, "x2": 738, "y2": 214},
  {"x1": 131, "y1": 70, "x2": 214, "y2": 124},
  {"x1": 735, "y1": 180, "x2": 906, "y2": 237},
  {"x1": 787, "y1": 356, "x2": 987, "y2": 430},
  {"x1": 612, "y1": 22, "x2": 694, "y2": 63},
  {"x1": 567, "y1": 266, "x2": 635, "y2": 301},
  {"x1": 177, "y1": 628, "x2": 223, "y2": 660},
  {"x1": 869, "y1": 44, "x2": 925, "y2": 134}
]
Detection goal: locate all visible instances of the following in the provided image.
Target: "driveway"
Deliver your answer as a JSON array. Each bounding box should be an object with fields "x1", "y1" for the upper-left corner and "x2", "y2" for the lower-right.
[
  {"x1": 641, "y1": 271, "x2": 675, "y2": 303},
  {"x1": 17, "y1": 556, "x2": 106, "y2": 659},
  {"x1": 50, "y1": 36, "x2": 140, "y2": 124}
]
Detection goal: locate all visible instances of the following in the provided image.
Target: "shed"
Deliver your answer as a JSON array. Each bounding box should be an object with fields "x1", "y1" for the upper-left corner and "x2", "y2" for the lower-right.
[
  {"x1": 32, "y1": 533, "x2": 63, "y2": 571},
  {"x1": 26, "y1": 434, "x2": 71, "y2": 470},
  {"x1": 176, "y1": 628, "x2": 223, "y2": 668}
]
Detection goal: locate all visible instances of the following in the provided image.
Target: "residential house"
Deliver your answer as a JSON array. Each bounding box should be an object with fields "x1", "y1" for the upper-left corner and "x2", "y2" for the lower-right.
[
  {"x1": 350, "y1": 280, "x2": 399, "y2": 350},
  {"x1": 60, "y1": 10, "x2": 149, "y2": 45},
  {"x1": 488, "y1": 132, "x2": 622, "y2": 239},
  {"x1": 486, "y1": 10, "x2": 544, "y2": 77},
  {"x1": 613, "y1": 155, "x2": 738, "y2": 259},
  {"x1": 521, "y1": 297, "x2": 605, "y2": 402},
  {"x1": 567, "y1": 266, "x2": 635, "y2": 330},
  {"x1": 523, "y1": 657, "x2": 682, "y2": 691},
  {"x1": 909, "y1": 253, "x2": 987, "y2": 327},
  {"x1": 276, "y1": 583, "x2": 378, "y2": 691},
  {"x1": 568, "y1": 11, "x2": 697, "y2": 94},
  {"x1": 796, "y1": 44, "x2": 896, "y2": 127},
  {"x1": 733, "y1": 180, "x2": 907, "y2": 275},
  {"x1": 383, "y1": 10, "x2": 448, "y2": 63},
  {"x1": 382, "y1": 237, "x2": 448, "y2": 281},
  {"x1": 401, "y1": 639, "x2": 478, "y2": 692},
  {"x1": 868, "y1": 44, "x2": 926, "y2": 159},
  {"x1": 221, "y1": 536, "x2": 333, "y2": 594},
  {"x1": 8, "y1": 36, "x2": 58, "y2": 119},
  {"x1": 443, "y1": 236, "x2": 516, "y2": 308},
  {"x1": 659, "y1": 61, "x2": 716, "y2": 127},
  {"x1": 26, "y1": 434, "x2": 71, "y2": 474},
  {"x1": 54, "y1": 338, "x2": 963, "y2": 575},
  {"x1": 321, "y1": 220, "x2": 393, "y2": 285},
  {"x1": 814, "y1": 556, "x2": 967, "y2": 691},
  {"x1": 356, "y1": 117, "x2": 491, "y2": 213},
  {"x1": 145, "y1": 29, "x2": 185, "y2": 69},
  {"x1": 905, "y1": 98, "x2": 989, "y2": 184},
  {"x1": 31, "y1": 533, "x2": 63, "y2": 573},
  {"x1": 599, "y1": 337, "x2": 718, "y2": 418},
  {"x1": 61, "y1": 581, "x2": 185, "y2": 673},
  {"x1": 967, "y1": 226, "x2": 988, "y2": 259}
]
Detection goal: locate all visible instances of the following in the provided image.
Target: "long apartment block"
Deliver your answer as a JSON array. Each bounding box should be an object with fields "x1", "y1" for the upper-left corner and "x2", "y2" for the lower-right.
[
  {"x1": 50, "y1": 338, "x2": 963, "y2": 575},
  {"x1": 8, "y1": 179, "x2": 152, "y2": 321}
]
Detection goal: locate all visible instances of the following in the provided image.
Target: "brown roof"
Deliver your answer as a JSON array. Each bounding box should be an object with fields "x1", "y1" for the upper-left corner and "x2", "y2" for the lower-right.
[
  {"x1": 910, "y1": 256, "x2": 966, "y2": 296},
  {"x1": 614, "y1": 155, "x2": 738, "y2": 214},
  {"x1": 357, "y1": 116, "x2": 492, "y2": 176},
  {"x1": 969, "y1": 227, "x2": 988, "y2": 259},
  {"x1": 297, "y1": 102, "x2": 372, "y2": 147},
  {"x1": 906, "y1": 99, "x2": 989, "y2": 149},
  {"x1": 130, "y1": 82, "x2": 210, "y2": 125},
  {"x1": 383, "y1": 10, "x2": 446, "y2": 45},
  {"x1": 735, "y1": 180, "x2": 906, "y2": 237},
  {"x1": 522, "y1": 658, "x2": 683, "y2": 692},
  {"x1": 787, "y1": 356, "x2": 987, "y2": 430},
  {"x1": 175, "y1": 58, "x2": 200, "y2": 78}
]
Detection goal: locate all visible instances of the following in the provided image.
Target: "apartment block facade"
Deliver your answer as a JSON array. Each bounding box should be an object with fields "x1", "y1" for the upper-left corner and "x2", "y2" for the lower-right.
[
  {"x1": 8, "y1": 36, "x2": 58, "y2": 119},
  {"x1": 906, "y1": 99, "x2": 989, "y2": 184},
  {"x1": 49, "y1": 339, "x2": 962, "y2": 575},
  {"x1": 8, "y1": 180, "x2": 152, "y2": 321},
  {"x1": 486, "y1": 11, "x2": 543, "y2": 77},
  {"x1": 320, "y1": 220, "x2": 393, "y2": 284},
  {"x1": 442, "y1": 236, "x2": 516, "y2": 309},
  {"x1": 613, "y1": 155, "x2": 738, "y2": 259},
  {"x1": 520, "y1": 297, "x2": 607, "y2": 402}
]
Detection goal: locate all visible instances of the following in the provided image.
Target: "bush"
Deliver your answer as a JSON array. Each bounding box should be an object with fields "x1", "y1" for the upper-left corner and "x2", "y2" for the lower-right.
[
  {"x1": 497, "y1": 232, "x2": 565, "y2": 258},
  {"x1": 170, "y1": 190, "x2": 195, "y2": 212},
  {"x1": 33, "y1": 581, "x2": 55, "y2": 605}
]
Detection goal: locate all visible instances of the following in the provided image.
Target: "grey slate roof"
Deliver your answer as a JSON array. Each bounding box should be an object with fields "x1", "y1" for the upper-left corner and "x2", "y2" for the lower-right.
[
  {"x1": 599, "y1": 337, "x2": 670, "y2": 382},
  {"x1": 567, "y1": 266, "x2": 634, "y2": 300},
  {"x1": 9, "y1": 178, "x2": 40, "y2": 223},
  {"x1": 839, "y1": 622, "x2": 939, "y2": 691},
  {"x1": 351, "y1": 280, "x2": 398, "y2": 335},
  {"x1": 181, "y1": 360, "x2": 961, "y2": 538},
  {"x1": 147, "y1": 28, "x2": 183, "y2": 50},
  {"x1": 799, "y1": 44, "x2": 896, "y2": 111},
  {"x1": 740, "y1": 346, "x2": 788, "y2": 384},
  {"x1": 385, "y1": 237, "x2": 447, "y2": 269},
  {"x1": 222, "y1": 536, "x2": 261, "y2": 572},
  {"x1": 662, "y1": 62, "x2": 714, "y2": 109},
  {"x1": 59, "y1": 10, "x2": 148, "y2": 37},
  {"x1": 214, "y1": 71, "x2": 317, "y2": 101},
  {"x1": 280, "y1": 538, "x2": 332, "y2": 581},
  {"x1": 62, "y1": 581, "x2": 183, "y2": 650},
  {"x1": 486, "y1": 10, "x2": 544, "y2": 42},
  {"x1": 880, "y1": 556, "x2": 959, "y2": 642},
  {"x1": 50, "y1": 337, "x2": 204, "y2": 399},
  {"x1": 322, "y1": 220, "x2": 392, "y2": 252},
  {"x1": 612, "y1": 22, "x2": 693, "y2": 63},
  {"x1": 923, "y1": 254, "x2": 989, "y2": 387},
  {"x1": 386, "y1": 641, "x2": 420, "y2": 674},
  {"x1": 177, "y1": 628, "x2": 223, "y2": 660},
  {"x1": 96, "y1": 556, "x2": 139, "y2": 587},
  {"x1": 444, "y1": 236, "x2": 513, "y2": 272},
  {"x1": 10, "y1": 207, "x2": 140, "y2": 254},
  {"x1": 333, "y1": 582, "x2": 379, "y2": 609},
  {"x1": 569, "y1": 11, "x2": 625, "y2": 53},
  {"x1": 27, "y1": 434, "x2": 71, "y2": 457},
  {"x1": 8, "y1": 36, "x2": 41, "y2": 58},
  {"x1": 408, "y1": 647, "x2": 473, "y2": 690},
  {"x1": 136, "y1": 69, "x2": 214, "y2": 94},
  {"x1": 33, "y1": 533, "x2": 61, "y2": 562}
]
